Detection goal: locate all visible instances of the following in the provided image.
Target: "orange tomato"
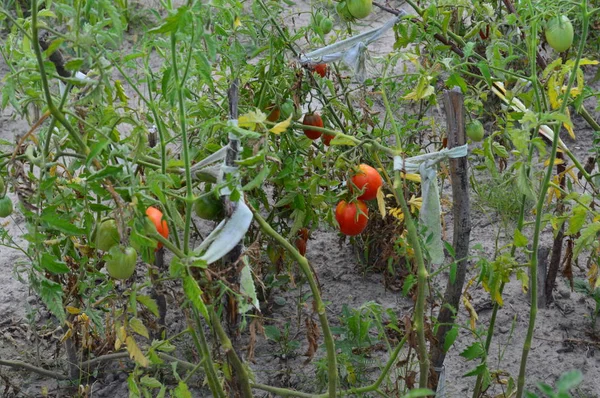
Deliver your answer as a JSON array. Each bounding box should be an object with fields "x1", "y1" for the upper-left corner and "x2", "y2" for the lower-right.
[{"x1": 146, "y1": 206, "x2": 169, "y2": 249}]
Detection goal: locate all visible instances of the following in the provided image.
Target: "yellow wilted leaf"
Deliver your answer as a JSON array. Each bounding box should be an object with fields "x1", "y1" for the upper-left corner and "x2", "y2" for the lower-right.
[
  {"x1": 115, "y1": 325, "x2": 127, "y2": 351},
  {"x1": 269, "y1": 115, "x2": 292, "y2": 135},
  {"x1": 563, "y1": 108, "x2": 575, "y2": 140},
  {"x1": 66, "y1": 306, "x2": 81, "y2": 315},
  {"x1": 403, "y1": 75, "x2": 435, "y2": 101},
  {"x1": 588, "y1": 262, "x2": 599, "y2": 288},
  {"x1": 233, "y1": 16, "x2": 241, "y2": 28},
  {"x1": 547, "y1": 73, "x2": 561, "y2": 109},
  {"x1": 408, "y1": 195, "x2": 422, "y2": 213},
  {"x1": 401, "y1": 172, "x2": 421, "y2": 183},
  {"x1": 126, "y1": 336, "x2": 149, "y2": 367},
  {"x1": 238, "y1": 109, "x2": 267, "y2": 130},
  {"x1": 462, "y1": 296, "x2": 479, "y2": 331},
  {"x1": 129, "y1": 317, "x2": 150, "y2": 339},
  {"x1": 544, "y1": 158, "x2": 565, "y2": 167},
  {"x1": 389, "y1": 207, "x2": 404, "y2": 222},
  {"x1": 376, "y1": 187, "x2": 386, "y2": 218},
  {"x1": 60, "y1": 326, "x2": 73, "y2": 343}
]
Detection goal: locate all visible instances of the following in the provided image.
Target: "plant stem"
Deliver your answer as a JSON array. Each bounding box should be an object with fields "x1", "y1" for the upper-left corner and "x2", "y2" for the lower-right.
[
  {"x1": 210, "y1": 310, "x2": 254, "y2": 398},
  {"x1": 190, "y1": 310, "x2": 227, "y2": 398},
  {"x1": 515, "y1": 2, "x2": 589, "y2": 397},
  {"x1": 392, "y1": 171, "x2": 430, "y2": 388},
  {"x1": 251, "y1": 210, "x2": 338, "y2": 397},
  {"x1": 171, "y1": 32, "x2": 194, "y2": 255}
]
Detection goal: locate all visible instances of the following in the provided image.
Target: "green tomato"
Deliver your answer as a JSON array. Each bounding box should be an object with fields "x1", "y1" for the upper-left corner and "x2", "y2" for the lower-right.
[
  {"x1": 95, "y1": 219, "x2": 120, "y2": 252},
  {"x1": 347, "y1": 0, "x2": 372, "y2": 19},
  {"x1": 0, "y1": 196, "x2": 13, "y2": 218},
  {"x1": 194, "y1": 192, "x2": 225, "y2": 221},
  {"x1": 312, "y1": 11, "x2": 325, "y2": 26},
  {"x1": 336, "y1": 1, "x2": 354, "y2": 22},
  {"x1": 545, "y1": 15, "x2": 574, "y2": 52},
  {"x1": 105, "y1": 245, "x2": 137, "y2": 280},
  {"x1": 466, "y1": 120, "x2": 485, "y2": 142},
  {"x1": 320, "y1": 17, "x2": 333, "y2": 34}
]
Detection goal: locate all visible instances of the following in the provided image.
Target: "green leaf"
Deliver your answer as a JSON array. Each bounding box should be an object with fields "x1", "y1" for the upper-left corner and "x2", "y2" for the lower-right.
[
  {"x1": 183, "y1": 275, "x2": 209, "y2": 321},
  {"x1": 147, "y1": 6, "x2": 189, "y2": 34},
  {"x1": 136, "y1": 295, "x2": 160, "y2": 317},
  {"x1": 40, "y1": 279, "x2": 66, "y2": 323},
  {"x1": 140, "y1": 376, "x2": 162, "y2": 389},
  {"x1": 574, "y1": 222, "x2": 600, "y2": 259},
  {"x1": 242, "y1": 165, "x2": 271, "y2": 191},
  {"x1": 264, "y1": 325, "x2": 281, "y2": 341},
  {"x1": 173, "y1": 381, "x2": 192, "y2": 398},
  {"x1": 556, "y1": 369, "x2": 583, "y2": 391},
  {"x1": 86, "y1": 139, "x2": 111, "y2": 167},
  {"x1": 41, "y1": 210, "x2": 85, "y2": 235},
  {"x1": 447, "y1": 73, "x2": 467, "y2": 93},
  {"x1": 129, "y1": 317, "x2": 150, "y2": 339},
  {"x1": 460, "y1": 342, "x2": 484, "y2": 360},
  {"x1": 443, "y1": 324, "x2": 458, "y2": 352},
  {"x1": 329, "y1": 135, "x2": 357, "y2": 146},
  {"x1": 567, "y1": 206, "x2": 587, "y2": 235},
  {"x1": 87, "y1": 165, "x2": 123, "y2": 182},
  {"x1": 400, "y1": 389, "x2": 436, "y2": 398},
  {"x1": 40, "y1": 253, "x2": 71, "y2": 274},
  {"x1": 64, "y1": 58, "x2": 84, "y2": 71},
  {"x1": 513, "y1": 229, "x2": 528, "y2": 248}
]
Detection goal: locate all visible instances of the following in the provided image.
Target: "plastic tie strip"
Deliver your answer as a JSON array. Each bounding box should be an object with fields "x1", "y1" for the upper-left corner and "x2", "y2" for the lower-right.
[
  {"x1": 393, "y1": 144, "x2": 468, "y2": 265},
  {"x1": 299, "y1": 13, "x2": 405, "y2": 82}
]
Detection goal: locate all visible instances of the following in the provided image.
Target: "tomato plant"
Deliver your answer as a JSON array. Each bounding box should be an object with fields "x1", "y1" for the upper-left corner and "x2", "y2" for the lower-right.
[
  {"x1": 350, "y1": 164, "x2": 383, "y2": 201},
  {"x1": 105, "y1": 245, "x2": 137, "y2": 280},
  {"x1": 335, "y1": 200, "x2": 369, "y2": 236},
  {"x1": 302, "y1": 113, "x2": 324, "y2": 140}
]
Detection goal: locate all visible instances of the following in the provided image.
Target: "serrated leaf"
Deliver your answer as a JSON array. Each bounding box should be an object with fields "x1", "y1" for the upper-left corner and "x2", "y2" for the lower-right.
[
  {"x1": 40, "y1": 253, "x2": 71, "y2": 274},
  {"x1": 239, "y1": 259, "x2": 259, "y2": 314},
  {"x1": 136, "y1": 295, "x2": 159, "y2": 317},
  {"x1": 41, "y1": 211, "x2": 85, "y2": 235},
  {"x1": 147, "y1": 6, "x2": 189, "y2": 34},
  {"x1": 129, "y1": 317, "x2": 149, "y2": 339},
  {"x1": 269, "y1": 115, "x2": 292, "y2": 135},
  {"x1": 238, "y1": 109, "x2": 267, "y2": 130},
  {"x1": 126, "y1": 336, "x2": 149, "y2": 367},
  {"x1": 140, "y1": 376, "x2": 162, "y2": 389},
  {"x1": 443, "y1": 325, "x2": 458, "y2": 352},
  {"x1": 173, "y1": 381, "x2": 192, "y2": 398},
  {"x1": 567, "y1": 206, "x2": 587, "y2": 235},
  {"x1": 329, "y1": 135, "x2": 357, "y2": 146},
  {"x1": 460, "y1": 342, "x2": 484, "y2": 360},
  {"x1": 40, "y1": 279, "x2": 65, "y2": 323},
  {"x1": 513, "y1": 229, "x2": 528, "y2": 247},
  {"x1": 183, "y1": 275, "x2": 210, "y2": 321},
  {"x1": 242, "y1": 165, "x2": 271, "y2": 191}
]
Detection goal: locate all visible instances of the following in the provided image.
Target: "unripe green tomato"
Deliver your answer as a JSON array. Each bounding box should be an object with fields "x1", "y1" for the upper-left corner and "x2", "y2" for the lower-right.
[
  {"x1": 320, "y1": 18, "x2": 333, "y2": 34},
  {"x1": 336, "y1": 1, "x2": 354, "y2": 22},
  {"x1": 194, "y1": 192, "x2": 225, "y2": 221},
  {"x1": 545, "y1": 15, "x2": 574, "y2": 52},
  {"x1": 347, "y1": 0, "x2": 372, "y2": 19},
  {"x1": 95, "y1": 219, "x2": 120, "y2": 252},
  {"x1": 105, "y1": 245, "x2": 137, "y2": 280},
  {"x1": 0, "y1": 196, "x2": 13, "y2": 217},
  {"x1": 466, "y1": 120, "x2": 485, "y2": 142}
]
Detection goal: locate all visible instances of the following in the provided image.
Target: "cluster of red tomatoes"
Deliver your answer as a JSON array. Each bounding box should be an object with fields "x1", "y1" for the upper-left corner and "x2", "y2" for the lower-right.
[{"x1": 336, "y1": 164, "x2": 382, "y2": 236}]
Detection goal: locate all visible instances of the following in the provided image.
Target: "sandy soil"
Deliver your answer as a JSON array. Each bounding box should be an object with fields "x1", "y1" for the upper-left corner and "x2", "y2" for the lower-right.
[{"x1": 1, "y1": 1, "x2": 600, "y2": 397}]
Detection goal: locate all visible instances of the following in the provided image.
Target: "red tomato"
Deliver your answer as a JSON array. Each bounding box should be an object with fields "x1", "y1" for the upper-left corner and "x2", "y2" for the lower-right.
[
  {"x1": 322, "y1": 133, "x2": 335, "y2": 146},
  {"x1": 302, "y1": 113, "x2": 323, "y2": 140},
  {"x1": 350, "y1": 164, "x2": 383, "y2": 201},
  {"x1": 146, "y1": 207, "x2": 169, "y2": 249},
  {"x1": 295, "y1": 238, "x2": 307, "y2": 256},
  {"x1": 313, "y1": 63, "x2": 327, "y2": 78},
  {"x1": 335, "y1": 200, "x2": 368, "y2": 236}
]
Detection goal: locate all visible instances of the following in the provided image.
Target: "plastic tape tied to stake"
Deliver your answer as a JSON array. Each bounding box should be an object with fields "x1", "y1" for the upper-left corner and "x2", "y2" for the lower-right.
[
  {"x1": 393, "y1": 145, "x2": 468, "y2": 265},
  {"x1": 299, "y1": 14, "x2": 404, "y2": 82}
]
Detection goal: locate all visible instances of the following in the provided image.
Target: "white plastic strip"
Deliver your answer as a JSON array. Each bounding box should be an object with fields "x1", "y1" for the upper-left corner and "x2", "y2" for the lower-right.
[
  {"x1": 393, "y1": 145, "x2": 468, "y2": 265},
  {"x1": 195, "y1": 199, "x2": 253, "y2": 265},
  {"x1": 299, "y1": 14, "x2": 404, "y2": 82}
]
